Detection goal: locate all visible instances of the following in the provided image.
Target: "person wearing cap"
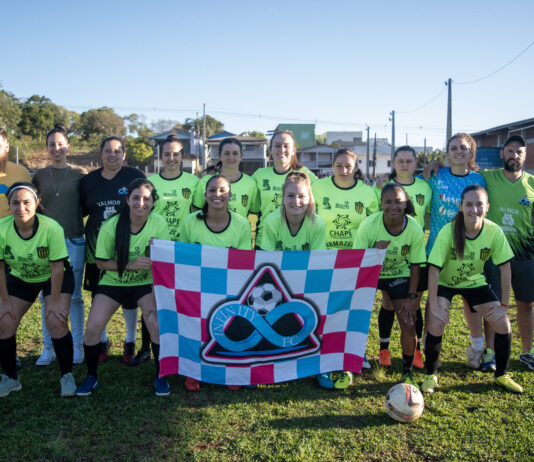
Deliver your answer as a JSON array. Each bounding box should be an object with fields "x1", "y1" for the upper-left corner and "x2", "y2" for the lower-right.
[{"x1": 481, "y1": 135, "x2": 534, "y2": 370}]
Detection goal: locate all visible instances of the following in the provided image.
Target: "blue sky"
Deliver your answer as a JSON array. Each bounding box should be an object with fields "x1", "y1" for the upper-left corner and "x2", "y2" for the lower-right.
[{"x1": 2, "y1": 0, "x2": 533, "y2": 149}]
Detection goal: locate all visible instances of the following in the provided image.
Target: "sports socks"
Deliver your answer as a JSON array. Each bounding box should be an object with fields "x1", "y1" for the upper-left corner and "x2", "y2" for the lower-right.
[
  {"x1": 424, "y1": 333, "x2": 442, "y2": 375},
  {"x1": 402, "y1": 354, "x2": 414, "y2": 374},
  {"x1": 415, "y1": 309, "x2": 423, "y2": 350},
  {"x1": 51, "y1": 331, "x2": 73, "y2": 376},
  {"x1": 123, "y1": 308, "x2": 139, "y2": 343},
  {"x1": 470, "y1": 336, "x2": 484, "y2": 351},
  {"x1": 84, "y1": 343, "x2": 101, "y2": 377},
  {"x1": 494, "y1": 332, "x2": 512, "y2": 377},
  {"x1": 141, "y1": 317, "x2": 151, "y2": 351},
  {"x1": 378, "y1": 306, "x2": 395, "y2": 351},
  {"x1": 151, "y1": 341, "x2": 160, "y2": 375},
  {"x1": 0, "y1": 336, "x2": 17, "y2": 379}
]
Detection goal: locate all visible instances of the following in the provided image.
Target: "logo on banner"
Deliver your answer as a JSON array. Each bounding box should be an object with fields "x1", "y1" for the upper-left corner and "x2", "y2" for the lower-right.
[{"x1": 202, "y1": 265, "x2": 320, "y2": 364}]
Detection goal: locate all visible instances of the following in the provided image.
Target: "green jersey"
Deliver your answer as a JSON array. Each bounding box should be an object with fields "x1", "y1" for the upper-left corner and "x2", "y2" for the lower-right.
[
  {"x1": 313, "y1": 177, "x2": 379, "y2": 249},
  {"x1": 95, "y1": 213, "x2": 170, "y2": 286},
  {"x1": 353, "y1": 212, "x2": 426, "y2": 278},
  {"x1": 252, "y1": 166, "x2": 317, "y2": 243},
  {"x1": 192, "y1": 173, "x2": 260, "y2": 217},
  {"x1": 481, "y1": 169, "x2": 534, "y2": 260},
  {"x1": 374, "y1": 177, "x2": 432, "y2": 230},
  {"x1": 0, "y1": 214, "x2": 68, "y2": 283},
  {"x1": 428, "y1": 219, "x2": 514, "y2": 289},
  {"x1": 180, "y1": 211, "x2": 252, "y2": 250},
  {"x1": 259, "y1": 211, "x2": 326, "y2": 251},
  {"x1": 148, "y1": 172, "x2": 199, "y2": 241}
]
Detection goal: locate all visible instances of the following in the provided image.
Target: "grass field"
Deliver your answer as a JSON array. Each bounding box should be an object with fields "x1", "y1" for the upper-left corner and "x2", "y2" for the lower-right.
[{"x1": 2, "y1": 290, "x2": 533, "y2": 462}]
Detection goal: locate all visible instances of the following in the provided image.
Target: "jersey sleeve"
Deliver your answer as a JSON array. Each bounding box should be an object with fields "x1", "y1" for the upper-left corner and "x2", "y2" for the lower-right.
[
  {"x1": 258, "y1": 214, "x2": 278, "y2": 250},
  {"x1": 427, "y1": 227, "x2": 449, "y2": 269},
  {"x1": 310, "y1": 216, "x2": 326, "y2": 250},
  {"x1": 179, "y1": 214, "x2": 194, "y2": 244},
  {"x1": 367, "y1": 191, "x2": 380, "y2": 215},
  {"x1": 352, "y1": 218, "x2": 374, "y2": 249},
  {"x1": 192, "y1": 176, "x2": 209, "y2": 209},
  {"x1": 248, "y1": 180, "x2": 260, "y2": 214},
  {"x1": 95, "y1": 218, "x2": 117, "y2": 261},
  {"x1": 237, "y1": 222, "x2": 253, "y2": 250},
  {"x1": 490, "y1": 225, "x2": 514, "y2": 266},
  {"x1": 154, "y1": 215, "x2": 171, "y2": 241},
  {"x1": 47, "y1": 221, "x2": 68, "y2": 261},
  {"x1": 408, "y1": 222, "x2": 426, "y2": 265}
]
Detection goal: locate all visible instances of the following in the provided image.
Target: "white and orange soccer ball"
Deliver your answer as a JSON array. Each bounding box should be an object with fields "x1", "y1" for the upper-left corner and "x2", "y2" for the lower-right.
[{"x1": 385, "y1": 383, "x2": 425, "y2": 423}]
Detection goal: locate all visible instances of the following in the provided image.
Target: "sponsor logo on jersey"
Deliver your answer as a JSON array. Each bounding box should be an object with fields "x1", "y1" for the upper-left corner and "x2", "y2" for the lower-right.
[
  {"x1": 275, "y1": 241, "x2": 283, "y2": 251},
  {"x1": 182, "y1": 188, "x2": 191, "y2": 199},
  {"x1": 502, "y1": 214, "x2": 515, "y2": 226},
  {"x1": 354, "y1": 201, "x2": 364, "y2": 214},
  {"x1": 103, "y1": 206, "x2": 116, "y2": 220},
  {"x1": 163, "y1": 201, "x2": 179, "y2": 217},
  {"x1": 323, "y1": 197, "x2": 331, "y2": 210},
  {"x1": 118, "y1": 186, "x2": 128, "y2": 195},
  {"x1": 273, "y1": 193, "x2": 282, "y2": 207},
  {"x1": 262, "y1": 179, "x2": 270, "y2": 191},
  {"x1": 519, "y1": 196, "x2": 531, "y2": 206},
  {"x1": 241, "y1": 194, "x2": 248, "y2": 207},
  {"x1": 301, "y1": 243, "x2": 310, "y2": 251},
  {"x1": 479, "y1": 247, "x2": 490, "y2": 261},
  {"x1": 333, "y1": 214, "x2": 350, "y2": 230},
  {"x1": 401, "y1": 245, "x2": 410, "y2": 256},
  {"x1": 37, "y1": 246, "x2": 49, "y2": 259},
  {"x1": 415, "y1": 194, "x2": 425, "y2": 206},
  {"x1": 3, "y1": 245, "x2": 14, "y2": 260}
]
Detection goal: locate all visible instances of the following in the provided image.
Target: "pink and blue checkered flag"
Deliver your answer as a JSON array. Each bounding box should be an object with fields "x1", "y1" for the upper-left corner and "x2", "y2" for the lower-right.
[{"x1": 151, "y1": 240, "x2": 385, "y2": 386}]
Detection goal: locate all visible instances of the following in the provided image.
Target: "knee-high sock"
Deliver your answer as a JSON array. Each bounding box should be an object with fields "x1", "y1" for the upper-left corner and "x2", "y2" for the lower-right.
[
  {"x1": 0, "y1": 336, "x2": 17, "y2": 379},
  {"x1": 151, "y1": 342, "x2": 160, "y2": 376},
  {"x1": 84, "y1": 343, "x2": 101, "y2": 377},
  {"x1": 123, "y1": 308, "x2": 138, "y2": 343},
  {"x1": 51, "y1": 331, "x2": 73, "y2": 376},
  {"x1": 378, "y1": 307, "x2": 395, "y2": 350},
  {"x1": 141, "y1": 317, "x2": 151, "y2": 350},
  {"x1": 415, "y1": 309, "x2": 423, "y2": 350},
  {"x1": 424, "y1": 333, "x2": 442, "y2": 375},
  {"x1": 494, "y1": 332, "x2": 512, "y2": 377}
]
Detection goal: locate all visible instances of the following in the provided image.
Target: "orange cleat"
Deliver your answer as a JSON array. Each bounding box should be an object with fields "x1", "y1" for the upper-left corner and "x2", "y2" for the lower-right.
[
  {"x1": 379, "y1": 349, "x2": 392, "y2": 367},
  {"x1": 413, "y1": 350, "x2": 424, "y2": 369}
]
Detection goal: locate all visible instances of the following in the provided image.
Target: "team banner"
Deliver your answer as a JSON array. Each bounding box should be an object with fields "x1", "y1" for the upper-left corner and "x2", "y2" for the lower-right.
[{"x1": 151, "y1": 240, "x2": 385, "y2": 386}]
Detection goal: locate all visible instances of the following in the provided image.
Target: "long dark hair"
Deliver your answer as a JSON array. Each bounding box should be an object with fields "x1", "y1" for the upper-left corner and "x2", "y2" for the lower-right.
[
  {"x1": 197, "y1": 174, "x2": 231, "y2": 221},
  {"x1": 389, "y1": 145, "x2": 416, "y2": 181},
  {"x1": 269, "y1": 130, "x2": 303, "y2": 170},
  {"x1": 203, "y1": 137, "x2": 243, "y2": 174},
  {"x1": 333, "y1": 148, "x2": 363, "y2": 180},
  {"x1": 115, "y1": 178, "x2": 158, "y2": 277},
  {"x1": 7, "y1": 181, "x2": 45, "y2": 215},
  {"x1": 159, "y1": 134, "x2": 183, "y2": 171},
  {"x1": 453, "y1": 184, "x2": 488, "y2": 259},
  {"x1": 100, "y1": 136, "x2": 125, "y2": 153},
  {"x1": 381, "y1": 183, "x2": 415, "y2": 216},
  {"x1": 46, "y1": 123, "x2": 69, "y2": 145}
]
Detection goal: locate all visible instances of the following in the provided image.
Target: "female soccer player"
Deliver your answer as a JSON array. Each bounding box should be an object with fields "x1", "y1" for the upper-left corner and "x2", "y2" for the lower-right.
[
  {"x1": 0, "y1": 182, "x2": 76, "y2": 397},
  {"x1": 252, "y1": 131, "x2": 317, "y2": 247},
  {"x1": 80, "y1": 137, "x2": 146, "y2": 365},
  {"x1": 76, "y1": 179, "x2": 171, "y2": 397},
  {"x1": 312, "y1": 148, "x2": 378, "y2": 388},
  {"x1": 258, "y1": 172, "x2": 329, "y2": 388},
  {"x1": 149, "y1": 134, "x2": 199, "y2": 241},
  {"x1": 353, "y1": 184, "x2": 426, "y2": 388},
  {"x1": 424, "y1": 184, "x2": 523, "y2": 393},
  {"x1": 193, "y1": 137, "x2": 259, "y2": 218},
  {"x1": 33, "y1": 124, "x2": 86, "y2": 366},
  {"x1": 374, "y1": 146, "x2": 432, "y2": 370},
  {"x1": 180, "y1": 174, "x2": 252, "y2": 391}
]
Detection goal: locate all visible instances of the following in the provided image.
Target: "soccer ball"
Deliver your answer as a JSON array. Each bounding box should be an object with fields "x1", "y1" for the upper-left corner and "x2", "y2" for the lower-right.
[
  {"x1": 385, "y1": 383, "x2": 424, "y2": 423},
  {"x1": 247, "y1": 283, "x2": 283, "y2": 315}
]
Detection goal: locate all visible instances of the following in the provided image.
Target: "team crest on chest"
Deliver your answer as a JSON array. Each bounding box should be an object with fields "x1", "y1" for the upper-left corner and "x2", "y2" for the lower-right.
[
  {"x1": 479, "y1": 247, "x2": 490, "y2": 261},
  {"x1": 401, "y1": 245, "x2": 410, "y2": 256},
  {"x1": 37, "y1": 246, "x2": 49, "y2": 259},
  {"x1": 182, "y1": 188, "x2": 191, "y2": 199},
  {"x1": 354, "y1": 201, "x2": 364, "y2": 214},
  {"x1": 415, "y1": 194, "x2": 425, "y2": 206},
  {"x1": 241, "y1": 194, "x2": 248, "y2": 207}
]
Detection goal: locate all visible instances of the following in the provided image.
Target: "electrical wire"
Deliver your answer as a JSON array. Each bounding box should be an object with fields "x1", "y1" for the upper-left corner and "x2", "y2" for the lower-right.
[{"x1": 396, "y1": 88, "x2": 447, "y2": 114}]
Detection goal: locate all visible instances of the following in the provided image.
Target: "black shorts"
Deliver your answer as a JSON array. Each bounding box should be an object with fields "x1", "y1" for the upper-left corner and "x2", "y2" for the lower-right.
[
  {"x1": 6, "y1": 268, "x2": 75, "y2": 303},
  {"x1": 437, "y1": 285, "x2": 498, "y2": 312},
  {"x1": 84, "y1": 262, "x2": 101, "y2": 294},
  {"x1": 485, "y1": 259, "x2": 534, "y2": 303},
  {"x1": 417, "y1": 265, "x2": 428, "y2": 293},
  {"x1": 377, "y1": 277, "x2": 409, "y2": 301},
  {"x1": 95, "y1": 284, "x2": 152, "y2": 309}
]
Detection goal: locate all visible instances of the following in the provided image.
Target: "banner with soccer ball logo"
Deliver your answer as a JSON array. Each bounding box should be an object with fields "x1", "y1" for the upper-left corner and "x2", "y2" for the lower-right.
[{"x1": 151, "y1": 240, "x2": 385, "y2": 385}]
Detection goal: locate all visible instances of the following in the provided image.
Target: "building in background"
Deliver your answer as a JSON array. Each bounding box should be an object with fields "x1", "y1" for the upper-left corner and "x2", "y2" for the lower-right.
[
  {"x1": 150, "y1": 128, "x2": 203, "y2": 174},
  {"x1": 206, "y1": 133, "x2": 268, "y2": 175},
  {"x1": 297, "y1": 144, "x2": 339, "y2": 177}
]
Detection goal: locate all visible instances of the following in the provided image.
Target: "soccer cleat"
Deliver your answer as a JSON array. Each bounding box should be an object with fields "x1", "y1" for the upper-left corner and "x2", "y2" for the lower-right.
[
  {"x1": 334, "y1": 371, "x2": 353, "y2": 390},
  {"x1": 494, "y1": 373, "x2": 524, "y2": 393},
  {"x1": 98, "y1": 340, "x2": 110, "y2": 363},
  {"x1": 122, "y1": 342, "x2": 136, "y2": 363},
  {"x1": 519, "y1": 348, "x2": 534, "y2": 371},
  {"x1": 35, "y1": 346, "x2": 56, "y2": 366},
  {"x1": 465, "y1": 346, "x2": 483, "y2": 369},
  {"x1": 154, "y1": 376, "x2": 170, "y2": 396},
  {"x1": 401, "y1": 372, "x2": 420, "y2": 390},
  {"x1": 128, "y1": 347, "x2": 151, "y2": 367},
  {"x1": 413, "y1": 350, "x2": 424, "y2": 369},
  {"x1": 362, "y1": 354, "x2": 371, "y2": 370},
  {"x1": 0, "y1": 374, "x2": 22, "y2": 397},
  {"x1": 379, "y1": 349, "x2": 392, "y2": 367},
  {"x1": 316, "y1": 373, "x2": 334, "y2": 390},
  {"x1": 73, "y1": 344, "x2": 84, "y2": 365},
  {"x1": 60, "y1": 372, "x2": 77, "y2": 397},
  {"x1": 480, "y1": 348, "x2": 496, "y2": 372},
  {"x1": 76, "y1": 375, "x2": 99, "y2": 396},
  {"x1": 421, "y1": 374, "x2": 438, "y2": 393},
  {"x1": 185, "y1": 377, "x2": 200, "y2": 391}
]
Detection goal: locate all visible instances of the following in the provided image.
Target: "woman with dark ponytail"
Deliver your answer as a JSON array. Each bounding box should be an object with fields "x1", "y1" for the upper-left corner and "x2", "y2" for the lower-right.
[
  {"x1": 193, "y1": 137, "x2": 259, "y2": 219},
  {"x1": 76, "y1": 178, "x2": 171, "y2": 397},
  {"x1": 424, "y1": 184, "x2": 523, "y2": 394}
]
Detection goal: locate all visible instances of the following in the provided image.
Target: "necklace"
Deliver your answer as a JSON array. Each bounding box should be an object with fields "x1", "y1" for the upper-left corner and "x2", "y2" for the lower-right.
[{"x1": 49, "y1": 166, "x2": 68, "y2": 198}]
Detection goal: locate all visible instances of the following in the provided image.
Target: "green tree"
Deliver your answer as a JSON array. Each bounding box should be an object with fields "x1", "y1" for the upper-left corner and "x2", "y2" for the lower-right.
[
  {"x1": 417, "y1": 149, "x2": 446, "y2": 168},
  {"x1": 18, "y1": 95, "x2": 73, "y2": 139},
  {"x1": 126, "y1": 137, "x2": 154, "y2": 164},
  {"x1": 240, "y1": 130, "x2": 266, "y2": 139},
  {"x1": 79, "y1": 107, "x2": 126, "y2": 141},
  {"x1": 0, "y1": 88, "x2": 22, "y2": 134},
  {"x1": 183, "y1": 115, "x2": 224, "y2": 138},
  {"x1": 124, "y1": 113, "x2": 153, "y2": 139},
  {"x1": 150, "y1": 119, "x2": 179, "y2": 133}
]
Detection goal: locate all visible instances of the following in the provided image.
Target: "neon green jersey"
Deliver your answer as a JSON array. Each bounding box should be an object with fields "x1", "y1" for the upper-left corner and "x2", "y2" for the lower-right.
[
  {"x1": 95, "y1": 213, "x2": 170, "y2": 286},
  {"x1": 313, "y1": 177, "x2": 379, "y2": 249},
  {"x1": 192, "y1": 173, "x2": 260, "y2": 217},
  {"x1": 180, "y1": 210, "x2": 252, "y2": 249},
  {"x1": 0, "y1": 214, "x2": 68, "y2": 283},
  {"x1": 428, "y1": 219, "x2": 514, "y2": 289},
  {"x1": 148, "y1": 172, "x2": 199, "y2": 241},
  {"x1": 374, "y1": 177, "x2": 432, "y2": 230},
  {"x1": 259, "y1": 211, "x2": 326, "y2": 251},
  {"x1": 353, "y1": 212, "x2": 426, "y2": 278},
  {"x1": 252, "y1": 166, "x2": 317, "y2": 243},
  {"x1": 481, "y1": 169, "x2": 534, "y2": 260}
]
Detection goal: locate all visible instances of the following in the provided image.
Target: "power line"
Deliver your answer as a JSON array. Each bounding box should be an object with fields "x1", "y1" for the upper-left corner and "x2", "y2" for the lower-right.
[
  {"x1": 455, "y1": 38, "x2": 534, "y2": 85},
  {"x1": 396, "y1": 88, "x2": 447, "y2": 114}
]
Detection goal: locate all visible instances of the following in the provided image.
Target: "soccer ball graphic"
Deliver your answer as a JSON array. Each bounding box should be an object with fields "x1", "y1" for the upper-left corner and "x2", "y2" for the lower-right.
[
  {"x1": 385, "y1": 383, "x2": 424, "y2": 423},
  {"x1": 247, "y1": 283, "x2": 283, "y2": 315}
]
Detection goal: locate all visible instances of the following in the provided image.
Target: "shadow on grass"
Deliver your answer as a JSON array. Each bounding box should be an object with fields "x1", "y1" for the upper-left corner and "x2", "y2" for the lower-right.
[{"x1": 267, "y1": 412, "x2": 396, "y2": 430}]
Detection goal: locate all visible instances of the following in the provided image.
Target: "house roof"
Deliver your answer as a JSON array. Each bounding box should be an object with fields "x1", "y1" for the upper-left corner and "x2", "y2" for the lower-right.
[
  {"x1": 298, "y1": 144, "x2": 338, "y2": 151},
  {"x1": 471, "y1": 117, "x2": 534, "y2": 136},
  {"x1": 208, "y1": 131, "x2": 237, "y2": 139},
  {"x1": 206, "y1": 135, "x2": 267, "y2": 144},
  {"x1": 149, "y1": 127, "x2": 194, "y2": 141}
]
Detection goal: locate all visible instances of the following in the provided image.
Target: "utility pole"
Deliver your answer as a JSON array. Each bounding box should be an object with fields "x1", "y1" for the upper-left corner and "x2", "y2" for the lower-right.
[
  {"x1": 405, "y1": 133, "x2": 408, "y2": 145},
  {"x1": 390, "y1": 110, "x2": 395, "y2": 161},
  {"x1": 423, "y1": 137, "x2": 427, "y2": 168},
  {"x1": 446, "y1": 78, "x2": 452, "y2": 146},
  {"x1": 202, "y1": 103, "x2": 207, "y2": 167},
  {"x1": 366, "y1": 126, "x2": 370, "y2": 179},
  {"x1": 372, "y1": 133, "x2": 377, "y2": 179}
]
